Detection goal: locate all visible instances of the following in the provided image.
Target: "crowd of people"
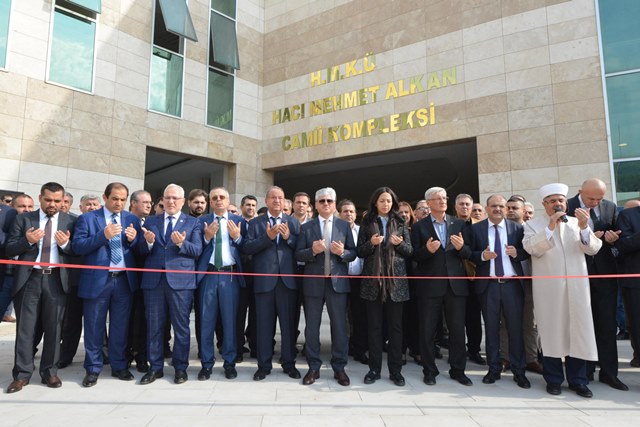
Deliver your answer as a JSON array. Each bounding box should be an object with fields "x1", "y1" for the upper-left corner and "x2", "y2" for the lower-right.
[{"x1": 0, "y1": 178, "x2": 639, "y2": 399}]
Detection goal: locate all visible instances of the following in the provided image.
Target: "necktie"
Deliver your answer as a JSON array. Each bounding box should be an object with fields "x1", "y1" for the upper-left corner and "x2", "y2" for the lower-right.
[
  {"x1": 41, "y1": 216, "x2": 52, "y2": 265},
  {"x1": 110, "y1": 214, "x2": 123, "y2": 265},
  {"x1": 165, "y1": 215, "x2": 174, "y2": 244},
  {"x1": 323, "y1": 218, "x2": 331, "y2": 276},
  {"x1": 494, "y1": 224, "x2": 504, "y2": 277},
  {"x1": 270, "y1": 216, "x2": 279, "y2": 244},
  {"x1": 214, "y1": 216, "x2": 223, "y2": 269},
  {"x1": 589, "y1": 207, "x2": 599, "y2": 229}
]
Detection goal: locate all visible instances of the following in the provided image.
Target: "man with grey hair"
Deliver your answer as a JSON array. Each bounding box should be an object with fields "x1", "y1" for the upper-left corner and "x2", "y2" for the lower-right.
[
  {"x1": 129, "y1": 190, "x2": 152, "y2": 224},
  {"x1": 138, "y1": 184, "x2": 203, "y2": 385},
  {"x1": 79, "y1": 195, "x2": 101, "y2": 213},
  {"x1": 523, "y1": 202, "x2": 535, "y2": 222},
  {"x1": 295, "y1": 188, "x2": 357, "y2": 386},
  {"x1": 61, "y1": 192, "x2": 74, "y2": 214},
  {"x1": 411, "y1": 186, "x2": 473, "y2": 386},
  {"x1": 414, "y1": 200, "x2": 430, "y2": 221}
]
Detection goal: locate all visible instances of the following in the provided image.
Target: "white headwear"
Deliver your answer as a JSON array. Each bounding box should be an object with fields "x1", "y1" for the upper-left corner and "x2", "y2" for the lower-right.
[{"x1": 539, "y1": 183, "x2": 569, "y2": 200}]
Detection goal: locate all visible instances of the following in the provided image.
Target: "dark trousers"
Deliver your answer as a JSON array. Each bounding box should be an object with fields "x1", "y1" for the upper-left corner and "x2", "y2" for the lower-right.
[
  {"x1": 543, "y1": 356, "x2": 587, "y2": 385},
  {"x1": 419, "y1": 287, "x2": 467, "y2": 377},
  {"x1": 623, "y1": 287, "x2": 640, "y2": 362},
  {"x1": 13, "y1": 270, "x2": 66, "y2": 381},
  {"x1": 402, "y1": 283, "x2": 419, "y2": 355},
  {"x1": 480, "y1": 280, "x2": 525, "y2": 374},
  {"x1": 586, "y1": 278, "x2": 619, "y2": 379},
  {"x1": 304, "y1": 279, "x2": 349, "y2": 372},
  {"x1": 465, "y1": 288, "x2": 483, "y2": 354},
  {"x1": 83, "y1": 274, "x2": 132, "y2": 373},
  {"x1": 59, "y1": 285, "x2": 84, "y2": 365},
  {"x1": 199, "y1": 273, "x2": 240, "y2": 369},
  {"x1": 255, "y1": 279, "x2": 297, "y2": 371},
  {"x1": 348, "y1": 277, "x2": 368, "y2": 356},
  {"x1": 145, "y1": 275, "x2": 194, "y2": 372},
  {"x1": 366, "y1": 298, "x2": 403, "y2": 376},
  {"x1": 236, "y1": 279, "x2": 256, "y2": 354},
  {"x1": 127, "y1": 289, "x2": 147, "y2": 363}
]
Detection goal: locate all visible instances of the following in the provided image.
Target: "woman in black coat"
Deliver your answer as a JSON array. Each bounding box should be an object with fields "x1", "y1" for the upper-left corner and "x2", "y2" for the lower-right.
[{"x1": 357, "y1": 187, "x2": 412, "y2": 386}]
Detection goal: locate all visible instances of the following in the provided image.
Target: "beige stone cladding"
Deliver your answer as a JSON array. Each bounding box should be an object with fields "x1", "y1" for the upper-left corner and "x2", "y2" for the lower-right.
[
  {"x1": 0, "y1": 0, "x2": 265, "y2": 209},
  {"x1": 261, "y1": 0, "x2": 612, "y2": 207}
]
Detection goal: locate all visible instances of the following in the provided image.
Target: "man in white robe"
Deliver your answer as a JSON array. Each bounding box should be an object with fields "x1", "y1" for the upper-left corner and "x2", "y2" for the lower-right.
[{"x1": 523, "y1": 183, "x2": 601, "y2": 398}]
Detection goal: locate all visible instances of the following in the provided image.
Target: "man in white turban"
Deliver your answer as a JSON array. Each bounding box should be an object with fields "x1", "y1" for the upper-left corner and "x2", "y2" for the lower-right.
[{"x1": 523, "y1": 183, "x2": 601, "y2": 398}]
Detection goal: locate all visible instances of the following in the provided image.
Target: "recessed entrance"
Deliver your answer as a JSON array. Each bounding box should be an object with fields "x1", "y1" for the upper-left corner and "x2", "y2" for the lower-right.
[{"x1": 274, "y1": 138, "x2": 479, "y2": 212}]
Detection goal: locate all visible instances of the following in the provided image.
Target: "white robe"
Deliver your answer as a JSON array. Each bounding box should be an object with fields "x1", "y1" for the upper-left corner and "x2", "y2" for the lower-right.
[{"x1": 522, "y1": 214, "x2": 601, "y2": 360}]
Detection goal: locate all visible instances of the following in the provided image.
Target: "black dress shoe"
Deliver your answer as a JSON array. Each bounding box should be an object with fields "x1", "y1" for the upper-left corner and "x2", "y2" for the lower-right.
[
  {"x1": 253, "y1": 368, "x2": 271, "y2": 381},
  {"x1": 616, "y1": 331, "x2": 629, "y2": 340},
  {"x1": 513, "y1": 373, "x2": 531, "y2": 389},
  {"x1": 140, "y1": 370, "x2": 163, "y2": 385},
  {"x1": 546, "y1": 383, "x2": 562, "y2": 395},
  {"x1": 174, "y1": 370, "x2": 188, "y2": 384},
  {"x1": 434, "y1": 346, "x2": 443, "y2": 359},
  {"x1": 423, "y1": 374, "x2": 436, "y2": 386},
  {"x1": 224, "y1": 366, "x2": 238, "y2": 380},
  {"x1": 569, "y1": 383, "x2": 593, "y2": 398},
  {"x1": 599, "y1": 376, "x2": 629, "y2": 391},
  {"x1": 482, "y1": 371, "x2": 501, "y2": 384},
  {"x1": 235, "y1": 354, "x2": 244, "y2": 363},
  {"x1": 111, "y1": 369, "x2": 134, "y2": 381},
  {"x1": 334, "y1": 371, "x2": 350, "y2": 386},
  {"x1": 198, "y1": 368, "x2": 212, "y2": 381},
  {"x1": 303, "y1": 369, "x2": 320, "y2": 385},
  {"x1": 467, "y1": 351, "x2": 486, "y2": 365},
  {"x1": 82, "y1": 372, "x2": 99, "y2": 388},
  {"x1": 353, "y1": 353, "x2": 369, "y2": 365},
  {"x1": 364, "y1": 370, "x2": 381, "y2": 384},
  {"x1": 451, "y1": 373, "x2": 473, "y2": 386},
  {"x1": 57, "y1": 360, "x2": 72, "y2": 369},
  {"x1": 631, "y1": 357, "x2": 640, "y2": 368},
  {"x1": 135, "y1": 360, "x2": 150, "y2": 373},
  {"x1": 283, "y1": 367, "x2": 301, "y2": 379},
  {"x1": 7, "y1": 379, "x2": 29, "y2": 393},
  {"x1": 390, "y1": 373, "x2": 405, "y2": 387},
  {"x1": 587, "y1": 372, "x2": 594, "y2": 381}
]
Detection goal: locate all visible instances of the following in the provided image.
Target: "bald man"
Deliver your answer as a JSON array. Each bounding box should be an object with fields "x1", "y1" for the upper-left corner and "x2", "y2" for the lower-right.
[{"x1": 566, "y1": 178, "x2": 627, "y2": 391}]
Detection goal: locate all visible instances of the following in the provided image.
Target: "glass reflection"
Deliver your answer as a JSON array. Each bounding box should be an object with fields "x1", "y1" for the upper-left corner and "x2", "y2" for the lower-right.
[
  {"x1": 207, "y1": 68, "x2": 233, "y2": 130},
  {"x1": 149, "y1": 46, "x2": 184, "y2": 117}
]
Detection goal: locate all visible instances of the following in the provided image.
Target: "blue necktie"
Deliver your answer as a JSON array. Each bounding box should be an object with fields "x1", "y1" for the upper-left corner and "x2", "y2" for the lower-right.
[
  {"x1": 110, "y1": 214, "x2": 123, "y2": 265},
  {"x1": 165, "y1": 216, "x2": 174, "y2": 244},
  {"x1": 270, "y1": 216, "x2": 279, "y2": 244},
  {"x1": 494, "y1": 224, "x2": 504, "y2": 277}
]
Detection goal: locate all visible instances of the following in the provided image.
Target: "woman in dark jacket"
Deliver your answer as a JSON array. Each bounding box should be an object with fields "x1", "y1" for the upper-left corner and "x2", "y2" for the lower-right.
[{"x1": 357, "y1": 187, "x2": 412, "y2": 386}]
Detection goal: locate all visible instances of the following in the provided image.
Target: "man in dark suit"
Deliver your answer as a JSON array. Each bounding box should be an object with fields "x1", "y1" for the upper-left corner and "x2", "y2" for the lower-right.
[
  {"x1": 410, "y1": 186, "x2": 473, "y2": 386},
  {"x1": 72, "y1": 183, "x2": 142, "y2": 387},
  {"x1": 470, "y1": 194, "x2": 530, "y2": 389},
  {"x1": 0, "y1": 203, "x2": 18, "y2": 322},
  {"x1": 295, "y1": 188, "x2": 356, "y2": 386},
  {"x1": 567, "y1": 178, "x2": 627, "y2": 390},
  {"x1": 58, "y1": 194, "x2": 101, "y2": 370},
  {"x1": 242, "y1": 186, "x2": 301, "y2": 381},
  {"x1": 615, "y1": 201, "x2": 640, "y2": 376},
  {"x1": 5, "y1": 182, "x2": 75, "y2": 393},
  {"x1": 195, "y1": 187, "x2": 245, "y2": 381},
  {"x1": 138, "y1": 184, "x2": 202, "y2": 385}
]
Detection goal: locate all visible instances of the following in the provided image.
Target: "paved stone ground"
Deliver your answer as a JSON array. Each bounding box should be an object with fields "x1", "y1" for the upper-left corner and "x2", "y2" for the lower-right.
[{"x1": 0, "y1": 312, "x2": 639, "y2": 426}]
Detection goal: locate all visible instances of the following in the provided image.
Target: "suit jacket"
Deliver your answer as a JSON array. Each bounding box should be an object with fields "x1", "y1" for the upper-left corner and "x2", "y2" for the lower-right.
[
  {"x1": 411, "y1": 213, "x2": 472, "y2": 298},
  {"x1": 5, "y1": 210, "x2": 76, "y2": 296},
  {"x1": 567, "y1": 194, "x2": 618, "y2": 275},
  {"x1": 196, "y1": 212, "x2": 246, "y2": 286},
  {"x1": 242, "y1": 213, "x2": 300, "y2": 293},
  {"x1": 0, "y1": 205, "x2": 17, "y2": 281},
  {"x1": 295, "y1": 216, "x2": 357, "y2": 296},
  {"x1": 72, "y1": 207, "x2": 142, "y2": 299},
  {"x1": 470, "y1": 218, "x2": 526, "y2": 294},
  {"x1": 615, "y1": 206, "x2": 640, "y2": 288},
  {"x1": 138, "y1": 213, "x2": 203, "y2": 290}
]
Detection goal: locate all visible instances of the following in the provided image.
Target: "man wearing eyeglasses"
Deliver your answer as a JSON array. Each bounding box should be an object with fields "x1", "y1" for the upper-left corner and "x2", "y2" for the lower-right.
[
  {"x1": 295, "y1": 188, "x2": 356, "y2": 386},
  {"x1": 195, "y1": 187, "x2": 246, "y2": 381},
  {"x1": 138, "y1": 184, "x2": 203, "y2": 385},
  {"x1": 243, "y1": 186, "x2": 301, "y2": 382}
]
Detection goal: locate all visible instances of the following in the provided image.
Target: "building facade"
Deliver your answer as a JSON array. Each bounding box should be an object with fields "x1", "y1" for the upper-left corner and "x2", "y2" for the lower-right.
[{"x1": 0, "y1": 0, "x2": 636, "y2": 210}]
